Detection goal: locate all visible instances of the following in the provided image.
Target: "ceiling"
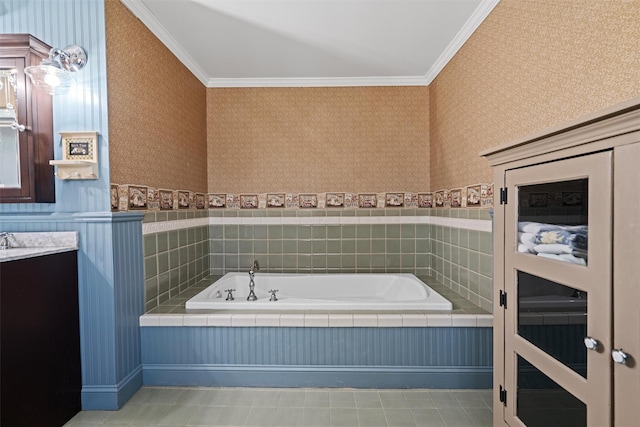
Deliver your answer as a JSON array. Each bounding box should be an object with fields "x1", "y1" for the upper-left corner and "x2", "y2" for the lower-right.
[{"x1": 120, "y1": 0, "x2": 499, "y2": 87}]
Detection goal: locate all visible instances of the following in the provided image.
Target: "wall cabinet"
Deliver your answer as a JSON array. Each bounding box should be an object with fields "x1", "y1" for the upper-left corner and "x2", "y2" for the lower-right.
[
  {"x1": 482, "y1": 98, "x2": 640, "y2": 427},
  {"x1": 0, "y1": 251, "x2": 81, "y2": 426},
  {"x1": 0, "y1": 34, "x2": 55, "y2": 203}
]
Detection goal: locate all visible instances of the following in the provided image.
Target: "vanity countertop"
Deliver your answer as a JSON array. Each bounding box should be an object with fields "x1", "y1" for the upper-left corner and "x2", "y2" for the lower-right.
[{"x1": 0, "y1": 232, "x2": 78, "y2": 263}]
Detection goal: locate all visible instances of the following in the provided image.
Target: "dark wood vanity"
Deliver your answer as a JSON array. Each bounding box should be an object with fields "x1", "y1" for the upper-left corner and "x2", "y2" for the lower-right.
[{"x1": 0, "y1": 250, "x2": 81, "y2": 426}]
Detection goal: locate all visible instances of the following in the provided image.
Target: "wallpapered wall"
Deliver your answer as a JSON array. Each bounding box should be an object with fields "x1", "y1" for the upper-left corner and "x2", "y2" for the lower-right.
[
  {"x1": 207, "y1": 86, "x2": 430, "y2": 194},
  {"x1": 429, "y1": 0, "x2": 640, "y2": 190},
  {"x1": 106, "y1": 0, "x2": 208, "y2": 193}
]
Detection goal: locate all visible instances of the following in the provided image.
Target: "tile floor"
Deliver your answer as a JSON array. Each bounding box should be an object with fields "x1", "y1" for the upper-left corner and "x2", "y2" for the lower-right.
[{"x1": 64, "y1": 387, "x2": 493, "y2": 427}]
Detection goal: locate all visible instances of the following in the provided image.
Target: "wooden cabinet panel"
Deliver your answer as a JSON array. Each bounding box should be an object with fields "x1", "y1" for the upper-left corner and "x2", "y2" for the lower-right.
[{"x1": 1, "y1": 251, "x2": 81, "y2": 426}]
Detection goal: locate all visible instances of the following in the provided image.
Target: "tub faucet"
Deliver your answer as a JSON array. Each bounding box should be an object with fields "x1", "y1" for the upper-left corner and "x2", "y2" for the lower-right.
[
  {"x1": 0, "y1": 232, "x2": 13, "y2": 250},
  {"x1": 247, "y1": 260, "x2": 259, "y2": 301}
]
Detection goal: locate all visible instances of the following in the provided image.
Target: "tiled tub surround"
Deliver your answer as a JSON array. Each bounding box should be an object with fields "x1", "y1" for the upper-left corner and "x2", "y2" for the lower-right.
[
  {"x1": 142, "y1": 208, "x2": 492, "y2": 312},
  {"x1": 143, "y1": 210, "x2": 210, "y2": 311},
  {"x1": 0, "y1": 232, "x2": 79, "y2": 262}
]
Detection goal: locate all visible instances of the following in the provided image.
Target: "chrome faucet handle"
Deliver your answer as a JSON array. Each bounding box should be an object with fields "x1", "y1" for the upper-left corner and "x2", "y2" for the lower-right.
[
  {"x1": 268, "y1": 289, "x2": 279, "y2": 302},
  {"x1": 0, "y1": 232, "x2": 13, "y2": 250},
  {"x1": 253, "y1": 259, "x2": 260, "y2": 271},
  {"x1": 225, "y1": 289, "x2": 236, "y2": 301}
]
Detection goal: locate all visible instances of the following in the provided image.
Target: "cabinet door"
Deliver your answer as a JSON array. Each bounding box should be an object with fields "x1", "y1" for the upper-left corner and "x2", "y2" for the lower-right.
[
  {"x1": 502, "y1": 151, "x2": 612, "y2": 427},
  {"x1": 613, "y1": 143, "x2": 640, "y2": 426}
]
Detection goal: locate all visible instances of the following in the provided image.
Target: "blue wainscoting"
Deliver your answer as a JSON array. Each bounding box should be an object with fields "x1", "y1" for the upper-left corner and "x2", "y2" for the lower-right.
[{"x1": 141, "y1": 327, "x2": 493, "y2": 389}]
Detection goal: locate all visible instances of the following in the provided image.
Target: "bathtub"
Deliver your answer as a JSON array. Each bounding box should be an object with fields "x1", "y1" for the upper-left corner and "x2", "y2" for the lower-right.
[{"x1": 185, "y1": 272, "x2": 452, "y2": 311}]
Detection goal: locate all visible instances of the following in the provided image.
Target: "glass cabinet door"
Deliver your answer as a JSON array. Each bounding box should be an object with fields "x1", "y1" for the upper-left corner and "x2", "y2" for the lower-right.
[{"x1": 502, "y1": 151, "x2": 612, "y2": 427}]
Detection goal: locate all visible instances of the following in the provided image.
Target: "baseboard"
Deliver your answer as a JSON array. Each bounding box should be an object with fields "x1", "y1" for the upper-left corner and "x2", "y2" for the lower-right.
[
  {"x1": 82, "y1": 365, "x2": 143, "y2": 410},
  {"x1": 143, "y1": 364, "x2": 492, "y2": 389}
]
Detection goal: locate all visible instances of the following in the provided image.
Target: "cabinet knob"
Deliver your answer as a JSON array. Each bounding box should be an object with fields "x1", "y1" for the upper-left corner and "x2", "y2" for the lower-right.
[
  {"x1": 611, "y1": 349, "x2": 629, "y2": 365},
  {"x1": 583, "y1": 336, "x2": 599, "y2": 351}
]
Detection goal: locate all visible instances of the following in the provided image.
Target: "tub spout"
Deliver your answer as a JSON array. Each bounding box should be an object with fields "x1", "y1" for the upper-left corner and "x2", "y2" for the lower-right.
[{"x1": 247, "y1": 261, "x2": 259, "y2": 301}]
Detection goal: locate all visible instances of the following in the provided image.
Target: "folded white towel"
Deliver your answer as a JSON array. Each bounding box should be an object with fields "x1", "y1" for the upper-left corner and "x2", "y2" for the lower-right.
[
  {"x1": 518, "y1": 232, "x2": 537, "y2": 246},
  {"x1": 537, "y1": 252, "x2": 587, "y2": 266},
  {"x1": 518, "y1": 221, "x2": 563, "y2": 234},
  {"x1": 518, "y1": 244, "x2": 535, "y2": 253},
  {"x1": 533, "y1": 244, "x2": 573, "y2": 255}
]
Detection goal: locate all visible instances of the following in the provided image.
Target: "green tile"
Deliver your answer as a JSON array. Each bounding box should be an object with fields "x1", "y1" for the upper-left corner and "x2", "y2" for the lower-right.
[
  {"x1": 450, "y1": 228, "x2": 459, "y2": 245},
  {"x1": 283, "y1": 240, "x2": 297, "y2": 254},
  {"x1": 371, "y1": 239, "x2": 386, "y2": 254},
  {"x1": 311, "y1": 210, "x2": 326, "y2": 217},
  {"x1": 401, "y1": 239, "x2": 415, "y2": 253},
  {"x1": 158, "y1": 271, "x2": 170, "y2": 294},
  {"x1": 268, "y1": 225, "x2": 283, "y2": 239},
  {"x1": 312, "y1": 254, "x2": 326, "y2": 268},
  {"x1": 158, "y1": 212, "x2": 170, "y2": 221},
  {"x1": 479, "y1": 232, "x2": 492, "y2": 255},
  {"x1": 468, "y1": 209, "x2": 480, "y2": 219},
  {"x1": 401, "y1": 254, "x2": 415, "y2": 268},
  {"x1": 386, "y1": 239, "x2": 401, "y2": 254},
  {"x1": 169, "y1": 268, "x2": 180, "y2": 287},
  {"x1": 342, "y1": 226, "x2": 356, "y2": 239},
  {"x1": 416, "y1": 254, "x2": 430, "y2": 268},
  {"x1": 415, "y1": 224, "x2": 429, "y2": 238},
  {"x1": 479, "y1": 209, "x2": 493, "y2": 221},
  {"x1": 144, "y1": 256, "x2": 157, "y2": 280},
  {"x1": 267, "y1": 210, "x2": 282, "y2": 217},
  {"x1": 239, "y1": 240, "x2": 254, "y2": 254},
  {"x1": 459, "y1": 229, "x2": 469, "y2": 247},
  {"x1": 460, "y1": 268, "x2": 469, "y2": 288},
  {"x1": 371, "y1": 225, "x2": 385, "y2": 238},
  {"x1": 356, "y1": 255, "x2": 371, "y2": 269},
  {"x1": 144, "y1": 234, "x2": 156, "y2": 256},
  {"x1": 298, "y1": 226, "x2": 312, "y2": 239},
  {"x1": 468, "y1": 230, "x2": 480, "y2": 251},
  {"x1": 356, "y1": 225, "x2": 371, "y2": 238},
  {"x1": 342, "y1": 254, "x2": 356, "y2": 268},
  {"x1": 369, "y1": 254, "x2": 384, "y2": 269},
  {"x1": 143, "y1": 212, "x2": 156, "y2": 223},
  {"x1": 238, "y1": 225, "x2": 253, "y2": 239},
  {"x1": 356, "y1": 239, "x2": 370, "y2": 253},
  {"x1": 356, "y1": 209, "x2": 371, "y2": 216},
  {"x1": 254, "y1": 240, "x2": 268, "y2": 254},
  {"x1": 401, "y1": 224, "x2": 416, "y2": 239},
  {"x1": 209, "y1": 210, "x2": 223, "y2": 217},
  {"x1": 386, "y1": 224, "x2": 400, "y2": 238},
  {"x1": 327, "y1": 240, "x2": 341, "y2": 254},
  {"x1": 267, "y1": 254, "x2": 283, "y2": 269},
  {"x1": 450, "y1": 246, "x2": 460, "y2": 265},
  {"x1": 254, "y1": 225, "x2": 268, "y2": 239},
  {"x1": 145, "y1": 277, "x2": 158, "y2": 300},
  {"x1": 210, "y1": 226, "x2": 223, "y2": 240},
  {"x1": 169, "y1": 249, "x2": 180, "y2": 269},
  {"x1": 468, "y1": 272, "x2": 480, "y2": 294},
  {"x1": 157, "y1": 252, "x2": 169, "y2": 274},
  {"x1": 312, "y1": 240, "x2": 327, "y2": 254},
  {"x1": 386, "y1": 254, "x2": 400, "y2": 268},
  {"x1": 269, "y1": 240, "x2": 283, "y2": 254},
  {"x1": 449, "y1": 209, "x2": 459, "y2": 218},
  {"x1": 283, "y1": 225, "x2": 297, "y2": 239},
  {"x1": 224, "y1": 255, "x2": 239, "y2": 270},
  {"x1": 298, "y1": 254, "x2": 312, "y2": 268},
  {"x1": 210, "y1": 240, "x2": 224, "y2": 254},
  {"x1": 156, "y1": 232, "x2": 168, "y2": 253},
  {"x1": 282, "y1": 255, "x2": 297, "y2": 269},
  {"x1": 225, "y1": 240, "x2": 238, "y2": 254},
  {"x1": 469, "y1": 251, "x2": 480, "y2": 273},
  {"x1": 312, "y1": 225, "x2": 327, "y2": 239},
  {"x1": 298, "y1": 240, "x2": 311, "y2": 254},
  {"x1": 282, "y1": 210, "x2": 296, "y2": 217},
  {"x1": 479, "y1": 275, "x2": 493, "y2": 300},
  {"x1": 326, "y1": 254, "x2": 341, "y2": 269},
  {"x1": 341, "y1": 239, "x2": 356, "y2": 254},
  {"x1": 479, "y1": 253, "x2": 493, "y2": 277},
  {"x1": 415, "y1": 239, "x2": 430, "y2": 254},
  {"x1": 459, "y1": 248, "x2": 469, "y2": 268},
  {"x1": 239, "y1": 255, "x2": 254, "y2": 270}
]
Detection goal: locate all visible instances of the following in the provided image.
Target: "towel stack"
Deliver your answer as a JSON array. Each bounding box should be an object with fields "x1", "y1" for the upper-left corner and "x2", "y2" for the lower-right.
[{"x1": 517, "y1": 221, "x2": 588, "y2": 265}]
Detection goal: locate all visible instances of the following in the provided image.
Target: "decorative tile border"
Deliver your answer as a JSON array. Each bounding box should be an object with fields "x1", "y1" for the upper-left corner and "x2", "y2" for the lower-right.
[
  {"x1": 112, "y1": 184, "x2": 494, "y2": 212},
  {"x1": 139, "y1": 312, "x2": 493, "y2": 328}
]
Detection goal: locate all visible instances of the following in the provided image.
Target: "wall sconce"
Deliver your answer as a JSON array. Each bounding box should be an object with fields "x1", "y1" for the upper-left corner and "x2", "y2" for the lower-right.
[{"x1": 24, "y1": 45, "x2": 87, "y2": 95}]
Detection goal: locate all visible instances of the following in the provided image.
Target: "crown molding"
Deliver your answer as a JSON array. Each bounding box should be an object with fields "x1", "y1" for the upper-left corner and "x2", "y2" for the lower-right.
[
  {"x1": 424, "y1": 0, "x2": 500, "y2": 84},
  {"x1": 120, "y1": 0, "x2": 498, "y2": 88},
  {"x1": 206, "y1": 75, "x2": 428, "y2": 88},
  {"x1": 120, "y1": 0, "x2": 210, "y2": 86}
]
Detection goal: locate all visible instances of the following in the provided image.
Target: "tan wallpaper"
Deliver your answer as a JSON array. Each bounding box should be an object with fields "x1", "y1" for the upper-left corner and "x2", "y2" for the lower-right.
[
  {"x1": 430, "y1": 0, "x2": 640, "y2": 190},
  {"x1": 207, "y1": 86, "x2": 429, "y2": 194},
  {"x1": 105, "y1": 0, "x2": 208, "y2": 192}
]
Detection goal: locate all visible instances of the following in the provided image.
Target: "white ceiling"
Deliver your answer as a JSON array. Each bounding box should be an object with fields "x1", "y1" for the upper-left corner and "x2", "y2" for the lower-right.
[{"x1": 120, "y1": 0, "x2": 499, "y2": 87}]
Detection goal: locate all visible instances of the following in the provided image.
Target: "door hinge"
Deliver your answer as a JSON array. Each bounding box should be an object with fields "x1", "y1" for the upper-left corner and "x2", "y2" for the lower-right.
[
  {"x1": 500, "y1": 187, "x2": 508, "y2": 205},
  {"x1": 499, "y1": 385, "x2": 507, "y2": 406},
  {"x1": 499, "y1": 290, "x2": 507, "y2": 309}
]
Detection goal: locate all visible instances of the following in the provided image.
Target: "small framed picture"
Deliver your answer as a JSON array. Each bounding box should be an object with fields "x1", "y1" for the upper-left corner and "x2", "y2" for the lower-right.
[{"x1": 529, "y1": 193, "x2": 549, "y2": 208}]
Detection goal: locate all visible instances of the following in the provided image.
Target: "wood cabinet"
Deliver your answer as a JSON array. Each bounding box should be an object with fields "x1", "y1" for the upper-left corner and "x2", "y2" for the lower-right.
[
  {"x1": 481, "y1": 98, "x2": 640, "y2": 427},
  {"x1": 0, "y1": 251, "x2": 81, "y2": 426},
  {"x1": 0, "y1": 34, "x2": 55, "y2": 203}
]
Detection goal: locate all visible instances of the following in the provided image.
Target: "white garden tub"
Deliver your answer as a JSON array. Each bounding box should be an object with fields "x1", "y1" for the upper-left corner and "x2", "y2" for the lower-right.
[{"x1": 185, "y1": 272, "x2": 452, "y2": 311}]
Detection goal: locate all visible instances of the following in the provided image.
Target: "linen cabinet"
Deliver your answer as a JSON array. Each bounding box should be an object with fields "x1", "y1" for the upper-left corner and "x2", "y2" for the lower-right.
[{"x1": 481, "y1": 97, "x2": 640, "y2": 427}]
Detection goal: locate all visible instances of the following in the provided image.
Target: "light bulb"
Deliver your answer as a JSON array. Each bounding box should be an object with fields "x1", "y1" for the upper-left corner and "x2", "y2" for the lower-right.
[{"x1": 44, "y1": 72, "x2": 61, "y2": 87}]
